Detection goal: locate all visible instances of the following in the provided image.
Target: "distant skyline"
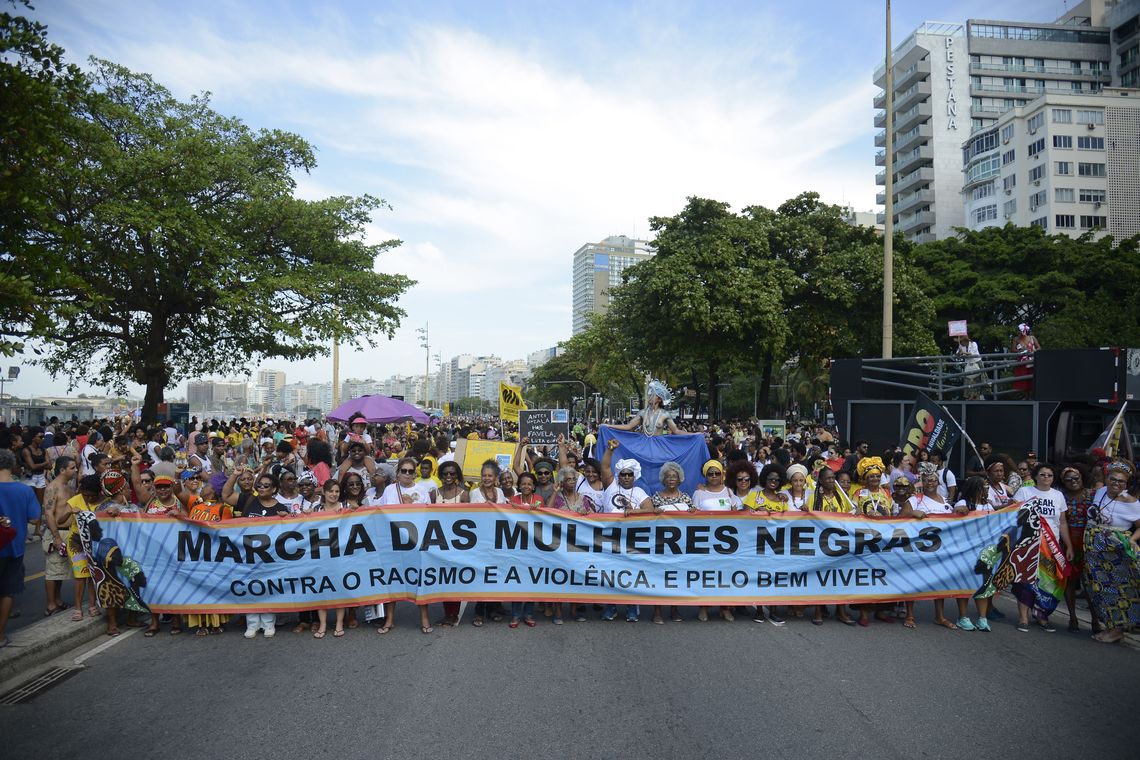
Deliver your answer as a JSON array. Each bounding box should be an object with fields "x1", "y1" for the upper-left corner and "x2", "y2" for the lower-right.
[{"x1": 17, "y1": 0, "x2": 1053, "y2": 399}]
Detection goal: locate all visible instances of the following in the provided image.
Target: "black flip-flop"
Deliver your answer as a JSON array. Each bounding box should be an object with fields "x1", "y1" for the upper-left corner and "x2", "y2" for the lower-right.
[{"x1": 44, "y1": 602, "x2": 71, "y2": 617}]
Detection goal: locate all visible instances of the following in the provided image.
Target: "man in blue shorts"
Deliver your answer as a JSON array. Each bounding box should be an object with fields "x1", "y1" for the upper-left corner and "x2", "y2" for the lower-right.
[{"x1": 0, "y1": 448, "x2": 42, "y2": 648}]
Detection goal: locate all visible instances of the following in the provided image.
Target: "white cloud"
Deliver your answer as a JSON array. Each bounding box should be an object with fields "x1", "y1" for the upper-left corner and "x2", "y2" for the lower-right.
[{"x1": 28, "y1": 1, "x2": 889, "y2": 393}]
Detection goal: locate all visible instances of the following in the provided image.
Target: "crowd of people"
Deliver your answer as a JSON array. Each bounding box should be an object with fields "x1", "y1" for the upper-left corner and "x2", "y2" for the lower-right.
[{"x1": 0, "y1": 391, "x2": 1137, "y2": 647}]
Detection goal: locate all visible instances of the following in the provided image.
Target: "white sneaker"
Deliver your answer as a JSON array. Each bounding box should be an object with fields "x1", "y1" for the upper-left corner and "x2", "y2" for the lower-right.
[
  {"x1": 244, "y1": 628, "x2": 258, "y2": 639},
  {"x1": 263, "y1": 627, "x2": 275, "y2": 638}
]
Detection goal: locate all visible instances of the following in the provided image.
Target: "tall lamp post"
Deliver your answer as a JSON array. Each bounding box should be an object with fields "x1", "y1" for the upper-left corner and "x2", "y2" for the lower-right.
[
  {"x1": 0, "y1": 366, "x2": 18, "y2": 420},
  {"x1": 882, "y1": 0, "x2": 895, "y2": 358},
  {"x1": 416, "y1": 323, "x2": 429, "y2": 407}
]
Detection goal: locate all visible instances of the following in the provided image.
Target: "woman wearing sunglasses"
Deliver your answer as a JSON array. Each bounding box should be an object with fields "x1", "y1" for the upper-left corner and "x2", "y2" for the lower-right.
[{"x1": 378, "y1": 457, "x2": 437, "y2": 635}]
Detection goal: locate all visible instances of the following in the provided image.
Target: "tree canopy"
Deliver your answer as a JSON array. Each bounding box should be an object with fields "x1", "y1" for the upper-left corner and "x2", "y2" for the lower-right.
[
  {"x1": 912, "y1": 224, "x2": 1140, "y2": 353},
  {"x1": 2, "y1": 34, "x2": 413, "y2": 420}
]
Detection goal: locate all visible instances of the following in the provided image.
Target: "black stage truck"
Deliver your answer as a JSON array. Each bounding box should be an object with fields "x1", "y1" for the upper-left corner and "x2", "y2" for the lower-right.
[{"x1": 830, "y1": 348, "x2": 1140, "y2": 473}]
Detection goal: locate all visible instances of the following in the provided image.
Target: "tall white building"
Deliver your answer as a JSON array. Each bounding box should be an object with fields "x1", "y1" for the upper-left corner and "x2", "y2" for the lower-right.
[
  {"x1": 571, "y1": 235, "x2": 654, "y2": 334},
  {"x1": 962, "y1": 88, "x2": 1140, "y2": 240},
  {"x1": 875, "y1": 2, "x2": 1123, "y2": 241},
  {"x1": 874, "y1": 22, "x2": 970, "y2": 242}
]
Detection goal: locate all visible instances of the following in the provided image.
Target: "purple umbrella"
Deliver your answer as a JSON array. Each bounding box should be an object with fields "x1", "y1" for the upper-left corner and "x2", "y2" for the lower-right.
[{"x1": 327, "y1": 395, "x2": 430, "y2": 424}]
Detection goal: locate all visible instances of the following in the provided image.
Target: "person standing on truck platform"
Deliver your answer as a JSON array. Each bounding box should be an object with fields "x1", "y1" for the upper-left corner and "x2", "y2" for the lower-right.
[{"x1": 1012, "y1": 323, "x2": 1041, "y2": 399}]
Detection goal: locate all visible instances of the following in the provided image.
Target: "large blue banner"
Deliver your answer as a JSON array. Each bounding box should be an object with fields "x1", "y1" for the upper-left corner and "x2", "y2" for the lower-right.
[
  {"x1": 95, "y1": 505, "x2": 1022, "y2": 613},
  {"x1": 596, "y1": 427, "x2": 709, "y2": 495}
]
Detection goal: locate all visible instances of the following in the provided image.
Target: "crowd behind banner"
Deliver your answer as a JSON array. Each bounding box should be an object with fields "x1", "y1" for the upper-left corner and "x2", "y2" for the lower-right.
[{"x1": 0, "y1": 405, "x2": 1137, "y2": 645}]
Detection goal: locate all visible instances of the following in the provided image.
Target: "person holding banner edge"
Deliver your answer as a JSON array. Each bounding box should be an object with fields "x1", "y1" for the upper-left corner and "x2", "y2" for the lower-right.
[{"x1": 1012, "y1": 463, "x2": 1073, "y2": 633}]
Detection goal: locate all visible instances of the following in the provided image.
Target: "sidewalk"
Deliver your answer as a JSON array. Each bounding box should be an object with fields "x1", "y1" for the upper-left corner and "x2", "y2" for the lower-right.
[{"x1": 0, "y1": 610, "x2": 106, "y2": 685}]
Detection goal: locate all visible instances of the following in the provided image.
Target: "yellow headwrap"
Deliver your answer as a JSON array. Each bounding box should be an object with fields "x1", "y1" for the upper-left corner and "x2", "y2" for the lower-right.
[
  {"x1": 702, "y1": 460, "x2": 724, "y2": 476},
  {"x1": 856, "y1": 456, "x2": 885, "y2": 480}
]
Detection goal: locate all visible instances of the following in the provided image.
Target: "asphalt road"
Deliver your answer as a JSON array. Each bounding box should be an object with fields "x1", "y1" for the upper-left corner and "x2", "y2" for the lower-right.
[
  {"x1": 1, "y1": 600, "x2": 1137, "y2": 759},
  {"x1": 5, "y1": 537, "x2": 52, "y2": 634}
]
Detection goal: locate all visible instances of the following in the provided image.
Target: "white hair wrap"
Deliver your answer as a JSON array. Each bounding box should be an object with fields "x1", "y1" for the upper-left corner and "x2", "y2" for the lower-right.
[{"x1": 615, "y1": 459, "x2": 642, "y2": 479}]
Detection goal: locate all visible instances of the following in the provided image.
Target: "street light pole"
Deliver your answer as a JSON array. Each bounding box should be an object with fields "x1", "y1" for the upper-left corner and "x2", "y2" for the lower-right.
[
  {"x1": 416, "y1": 323, "x2": 429, "y2": 407},
  {"x1": 883, "y1": 0, "x2": 895, "y2": 358}
]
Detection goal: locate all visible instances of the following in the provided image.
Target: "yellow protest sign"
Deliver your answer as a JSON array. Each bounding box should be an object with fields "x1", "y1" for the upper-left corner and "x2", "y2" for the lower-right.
[
  {"x1": 455, "y1": 439, "x2": 517, "y2": 482},
  {"x1": 443, "y1": 402, "x2": 451, "y2": 416},
  {"x1": 499, "y1": 381, "x2": 526, "y2": 423}
]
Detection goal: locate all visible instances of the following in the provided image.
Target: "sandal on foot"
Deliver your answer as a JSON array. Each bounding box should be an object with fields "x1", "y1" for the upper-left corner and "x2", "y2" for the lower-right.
[
  {"x1": 837, "y1": 615, "x2": 856, "y2": 627},
  {"x1": 88, "y1": 606, "x2": 99, "y2": 617},
  {"x1": 106, "y1": 628, "x2": 121, "y2": 637},
  {"x1": 44, "y1": 602, "x2": 71, "y2": 617},
  {"x1": 144, "y1": 629, "x2": 157, "y2": 637},
  {"x1": 934, "y1": 618, "x2": 958, "y2": 630},
  {"x1": 71, "y1": 610, "x2": 84, "y2": 622},
  {"x1": 697, "y1": 610, "x2": 709, "y2": 622},
  {"x1": 1093, "y1": 630, "x2": 1122, "y2": 643},
  {"x1": 874, "y1": 611, "x2": 895, "y2": 624},
  {"x1": 292, "y1": 622, "x2": 308, "y2": 634},
  {"x1": 421, "y1": 625, "x2": 433, "y2": 634},
  {"x1": 857, "y1": 617, "x2": 870, "y2": 627},
  {"x1": 195, "y1": 627, "x2": 209, "y2": 637},
  {"x1": 333, "y1": 629, "x2": 345, "y2": 637},
  {"x1": 524, "y1": 618, "x2": 537, "y2": 628},
  {"x1": 376, "y1": 625, "x2": 393, "y2": 634},
  {"x1": 509, "y1": 618, "x2": 520, "y2": 629},
  {"x1": 903, "y1": 616, "x2": 917, "y2": 629},
  {"x1": 169, "y1": 627, "x2": 182, "y2": 635},
  {"x1": 313, "y1": 629, "x2": 326, "y2": 639},
  {"x1": 811, "y1": 617, "x2": 824, "y2": 626},
  {"x1": 472, "y1": 616, "x2": 484, "y2": 627}
]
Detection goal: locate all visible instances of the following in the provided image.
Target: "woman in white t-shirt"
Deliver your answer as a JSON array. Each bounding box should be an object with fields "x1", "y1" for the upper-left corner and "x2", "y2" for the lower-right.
[
  {"x1": 693, "y1": 460, "x2": 735, "y2": 623},
  {"x1": 1011, "y1": 463, "x2": 1072, "y2": 633},
  {"x1": 377, "y1": 457, "x2": 436, "y2": 636},
  {"x1": 468, "y1": 462, "x2": 507, "y2": 505},
  {"x1": 1084, "y1": 460, "x2": 1140, "y2": 643},
  {"x1": 379, "y1": 457, "x2": 438, "y2": 506},
  {"x1": 901, "y1": 464, "x2": 962, "y2": 630}
]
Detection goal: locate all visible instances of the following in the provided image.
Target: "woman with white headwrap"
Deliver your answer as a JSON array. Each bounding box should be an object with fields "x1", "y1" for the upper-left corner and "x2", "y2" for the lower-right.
[
  {"x1": 603, "y1": 379, "x2": 680, "y2": 436},
  {"x1": 597, "y1": 440, "x2": 649, "y2": 622}
]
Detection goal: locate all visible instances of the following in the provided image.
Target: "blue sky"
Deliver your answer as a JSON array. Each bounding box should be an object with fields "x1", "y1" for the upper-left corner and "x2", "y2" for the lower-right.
[{"x1": 21, "y1": 0, "x2": 1054, "y2": 398}]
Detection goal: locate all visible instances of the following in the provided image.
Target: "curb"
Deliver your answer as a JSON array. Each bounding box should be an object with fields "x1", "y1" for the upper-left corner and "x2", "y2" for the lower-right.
[
  {"x1": 0, "y1": 611, "x2": 106, "y2": 685},
  {"x1": 995, "y1": 590, "x2": 1140, "y2": 650}
]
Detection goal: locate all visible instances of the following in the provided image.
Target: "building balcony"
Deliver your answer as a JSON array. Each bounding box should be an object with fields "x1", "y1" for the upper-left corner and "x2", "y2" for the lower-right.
[
  {"x1": 875, "y1": 170, "x2": 886, "y2": 186},
  {"x1": 874, "y1": 110, "x2": 887, "y2": 129},
  {"x1": 875, "y1": 150, "x2": 886, "y2": 167},
  {"x1": 899, "y1": 210, "x2": 937, "y2": 234},
  {"x1": 896, "y1": 188, "x2": 935, "y2": 215},
  {"x1": 968, "y1": 61, "x2": 1111, "y2": 82},
  {"x1": 875, "y1": 129, "x2": 886, "y2": 148},
  {"x1": 895, "y1": 80, "x2": 932, "y2": 113},
  {"x1": 894, "y1": 144, "x2": 934, "y2": 176},
  {"x1": 876, "y1": 191, "x2": 887, "y2": 206},
  {"x1": 874, "y1": 91, "x2": 886, "y2": 110},
  {"x1": 896, "y1": 100, "x2": 933, "y2": 134},
  {"x1": 894, "y1": 166, "x2": 935, "y2": 195},
  {"x1": 970, "y1": 82, "x2": 1105, "y2": 98},
  {"x1": 911, "y1": 231, "x2": 938, "y2": 244},
  {"x1": 895, "y1": 123, "x2": 933, "y2": 154}
]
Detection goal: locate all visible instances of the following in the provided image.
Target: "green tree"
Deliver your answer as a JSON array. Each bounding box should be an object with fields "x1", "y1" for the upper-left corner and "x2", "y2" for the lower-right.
[
  {"x1": 745, "y1": 193, "x2": 936, "y2": 407},
  {"x1": 13, "y1": 60, "x2": 413, "y2": 421},
  {"x1": 1, "y1": 3, "x2": 88, "y2": 354},
  {"x1": 608, "y1": 197, "x2": 796, "y2": 418},
  {"x1": 911, "y1": 225, "x2": 1140, "y2": 352}
]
